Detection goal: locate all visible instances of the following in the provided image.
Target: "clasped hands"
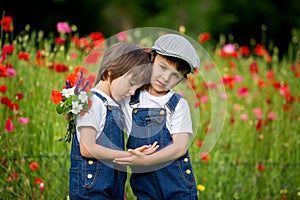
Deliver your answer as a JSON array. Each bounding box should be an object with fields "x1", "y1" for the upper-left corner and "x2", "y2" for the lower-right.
[{"x1": 113, "y1": 141, "x2": 159, "y2": 166}]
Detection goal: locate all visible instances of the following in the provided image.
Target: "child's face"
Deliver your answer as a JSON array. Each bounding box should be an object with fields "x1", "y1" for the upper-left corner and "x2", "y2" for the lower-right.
[
  {"x1": 149, "y1": 54, "x2": 183, "y2": 96},
  {"x1": 110, "y1": 72, "x2": 143, "y2": 102}
]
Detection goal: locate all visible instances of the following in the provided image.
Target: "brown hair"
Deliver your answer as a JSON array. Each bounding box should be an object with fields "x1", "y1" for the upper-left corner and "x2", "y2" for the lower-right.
[
  {"x1": 95, "y1": 42, "x2": 151, "y2": 86},
  {"x1": 150, "y1": 50, "x2": 191, "y2": 78}
]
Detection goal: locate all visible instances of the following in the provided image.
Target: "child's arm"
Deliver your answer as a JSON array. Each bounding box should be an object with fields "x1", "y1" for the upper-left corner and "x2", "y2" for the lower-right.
[
  {"x1": 80, "y1": 126, "x2": 158, "y2": 160},
  {"x1": 113, "y1": 132, "x2": 190, "y2": 166}
]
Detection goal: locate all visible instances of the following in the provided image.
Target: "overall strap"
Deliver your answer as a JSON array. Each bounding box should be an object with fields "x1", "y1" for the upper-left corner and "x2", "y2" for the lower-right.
[
  {"x1": 165, "y1": 93, "x2": 182, "y2": 113},
  {"x1": 92, "y1": 91, "x2": 107, "y2": 104},
  {"x1": 129, "y1": 89, "x2": 140, "y2": 107}
]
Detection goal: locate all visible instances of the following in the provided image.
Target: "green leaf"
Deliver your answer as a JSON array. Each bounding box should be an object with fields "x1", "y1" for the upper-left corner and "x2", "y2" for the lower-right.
[{"x1": 56, "y1": 103, "x2": 65, "y2": 114}]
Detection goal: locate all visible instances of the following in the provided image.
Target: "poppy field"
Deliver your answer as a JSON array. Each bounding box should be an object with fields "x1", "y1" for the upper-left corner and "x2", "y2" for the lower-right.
[{"x1": 0, "y1": 16, "x2": 300, "y2": 199}]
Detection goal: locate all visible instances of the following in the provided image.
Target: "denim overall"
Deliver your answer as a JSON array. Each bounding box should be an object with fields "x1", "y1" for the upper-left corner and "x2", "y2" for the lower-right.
[
  {"x1": 127, "y1": 90, "x2": 198, "y2": 200},
  {"x1": 69, "y1": 92, "x2": 127, "y2": 200}
]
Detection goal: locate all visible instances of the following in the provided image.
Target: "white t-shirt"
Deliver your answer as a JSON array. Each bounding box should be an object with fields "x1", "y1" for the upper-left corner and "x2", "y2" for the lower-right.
[
  {"x1": 121, "y1": 89, "x2": 193, "y2": 136},
  {"x1": 76, "y1": 88, "x2": 120, "y2": 142}
]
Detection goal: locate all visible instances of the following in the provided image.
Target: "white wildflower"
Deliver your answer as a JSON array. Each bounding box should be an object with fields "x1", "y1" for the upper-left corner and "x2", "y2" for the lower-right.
[
  {"x1": 78, "y1": 91, "x2": 88, "y2": 103},
  {"x1": 61, "y1": 87, "x2": 75, "y2": 98},
  {"x1": 70, "y1": 101, "x2": 83, "y2": 114}
]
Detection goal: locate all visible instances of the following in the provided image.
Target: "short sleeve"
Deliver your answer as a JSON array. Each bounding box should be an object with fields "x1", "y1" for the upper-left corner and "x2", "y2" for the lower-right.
[
  {"x1": 76, "y1": 95, "x2": 106, "y2": 141},
  {"x1": 169, "y1": 98, "x2": 193, "y2": 135}
]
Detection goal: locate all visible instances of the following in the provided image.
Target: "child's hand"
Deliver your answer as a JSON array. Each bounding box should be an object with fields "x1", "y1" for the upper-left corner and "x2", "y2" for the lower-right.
[
  {"x1": 64, "y1": 113, "x2": 71, "y2": 122},
  {"x1": 135, "y1": 141, "x2": 159, "y2": 155},
  {"x1": 113, "y1": 142, "x2": 159, "y2": 166}
]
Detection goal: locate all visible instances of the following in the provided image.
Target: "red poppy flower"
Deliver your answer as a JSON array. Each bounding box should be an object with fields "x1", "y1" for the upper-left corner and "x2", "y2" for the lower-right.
[
  {"x1": 34, "y1": 177, "x2": 43, "y2": 184},
  {"x1": 85, "y1": 52, "x2": 103, "y2": 64},
  {"x1": 237, "y1": 87, "x2": 249, "y2": 97},
  {"x1": 7, "y1": 171, "x2": 18, "y2": 182},
  {"x1": 249, "y1": 61, "x2": 259, "y2": 74},
  {"x1": 0, "y1": 16, "x2": 13, "y2": 32},
  {"x1": 0, "y1": 84, "x2": 7, "y2": 92},
  {"x1": 5, "y1": 118, "x2": 14, "y2": 132},
  {"x1": 239, "y1": 46, "x2": 250, "y2": 56},
  {"x1": 255, "y1": 119, "x2": 263, "y2": 131},
  {"x1": 89, "y1": 32, "x2": 104, "y2": 41},
  {"x1": 55, "y1": 37, "x2": 65, "y2": 44},
  {"x1": 30, "y1": 162, "x2": 40, "y2": 170},
  {"x1": 257, "y1": 163, "x2": 266, "y2": 172},
  {"x1": 18, "y1": 52, "x2": 30, "y2": 61},
  {"x1": 15, "y1": 93, "x2": 24, "y2": 100},
  {"x1": 51, "y1": 90, "x2": 63, "y2": 104},
  {"x1": 0, "y1": 63, "x2": 7, "y2": 77},
  {"x1": 2, "y1": 44, "x2": 15, "y2": 54},
  {"x1": 200, "y1": 152, "x2": 210, "y2": 162},
  {"x1": 198, "y1": 32, "x2": 210, "y2": 44},
  {"x1": 195, "y1": 139, "x2": 203, "y2": 147}
]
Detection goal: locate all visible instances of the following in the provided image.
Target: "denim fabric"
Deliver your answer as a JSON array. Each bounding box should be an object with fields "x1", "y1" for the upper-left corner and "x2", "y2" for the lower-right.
[
  {"x1": 69, "y1": 92, "x2": 127, "y2": 200},
  {"x1": 127, "y1": 93, "x2": 198, "y2": 200}
]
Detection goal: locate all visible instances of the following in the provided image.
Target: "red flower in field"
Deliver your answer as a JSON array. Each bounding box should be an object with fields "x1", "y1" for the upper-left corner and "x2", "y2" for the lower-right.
[
  {"x1": 257, "y1": 79, "x2": 265, "y2": 89},
  {"x1": 65, "y1": 74, "x2": 77, "y2": 88},
  {"x1": 30, "y1": 162, "x2": 40, "y2": 170},
  {"x1": 49, "y1": 63, "x2": 69, "y2": 73},
  {"x1": 85, "y1": 51, "x2": 103, "y2": 64},
  {"x1": 281, "y1": 195, "x2": 288, "y2": 200},
  {"x1": 0, "y1": 84, "x2": 7, "y2": 92},
  {"x1": 7, "y1": 171, "x2": 18, "y2": 182},
  {"x1": 57, "y1": 22, "x2": 71, "y2": 33},
  {"x1": 55, "y1": 37, "x2": 65, "y2": 44},
  {"x1": 273, "y1": 82, "x2": 281, "y2": 89},
  {"x1": 90, "y1": 32, "x2": 104, "y2": 41},
  {"x1": 239, "y1": 46, "x2": 250, "y2": 56},
  {"x1": 72, "y1": 36, "x2": 91, "y2": 51},
  {"x1": 291, "y1": 61, "x2": 300, "y2": 78},
  {"x1": 194, "y1": 139, "x2": 203, "y2": 147},
  {"x1": 15, "y1": 93, "x2": 24, "y2": 100},
  {"x1": 228, "y1": 61, "x2": 236, "y2": 70},
  {"x1": 70, "y1": 51, "x2": 78, "y2": 60},
  {"x1": 200, "y1": 152, "x2": 210, "y2": 162},
  {"x1": 222, "y1": 75, "x2": 234, "y2": 89},
  {"x1": 198, "y1": 32, "x2": 210, "y2": 43},
  {"x1": 0, "y1": 63, "x2": 7, "y2": 77},
  {"x1": 257, "y1": 163, "x2": 266, "y2": 172},
  {"x1": 34, "y1": 177, "x2": 43, "y2": 184},
  {"x1": 5, "y1": 118, "x2": 14, "y2": 132},
  {"x1": 219, "y1": 44, "x2": 239, "y2": 58},
  {"x1": 1, "y1": 96, "x2": 11, "y2": 106},
  {"x1": 254, "y1": 44, "x2": 272, "y2": 63},
  {"x1": 237, "y1": 86, "x2": 249, "y2": 97},
  {"x1": 18, "y1": 52, "x2": 30, "y2": 61},
  {"x1": 0, "y1": 16, "x2": 13, "y2": 32},
  {"x1": 249, "y1": 61, "x2": 259, "y2": 74},
  {"x1": 254, "y1": 44, "x2": 267, "y2": 56},
  {"x1": 35, "y1": 49, "x2": 46, "y2": 66},
  {"x1": 230, "y1": 117, "x2": 235, "y2": 124},
  {"x1": 51, "y1": 90, "x2": 63, "y2": 104},
  {"x1": 255, "y1": 119, "x2": 263, "y2": 131},
  {"x1": 2, "y1": 44, "x2": 15, "y2": 55},
  {"x1": 266, "y1": 69, "x2": 275, "y2": 81}
]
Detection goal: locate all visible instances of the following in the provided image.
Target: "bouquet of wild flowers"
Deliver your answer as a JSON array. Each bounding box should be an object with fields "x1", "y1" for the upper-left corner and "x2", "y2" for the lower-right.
[{"x1": 51, "y1": 70, "x2": 93, "y2": 143}]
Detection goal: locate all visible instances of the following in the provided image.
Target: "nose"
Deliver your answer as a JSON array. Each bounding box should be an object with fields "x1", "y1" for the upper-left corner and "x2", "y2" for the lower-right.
[
  {"x1": 161, "y1": 71, "x2": 171, "y2": 83},
  {"x1": 128, "y1": 88, "x2": 136, "y2": 96}
]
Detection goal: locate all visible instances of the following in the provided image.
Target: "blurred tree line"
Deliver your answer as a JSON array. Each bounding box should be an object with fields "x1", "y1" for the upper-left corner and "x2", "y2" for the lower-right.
[{"x1": 1, "y1": 0, "x2": 300, "y2": 55}]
